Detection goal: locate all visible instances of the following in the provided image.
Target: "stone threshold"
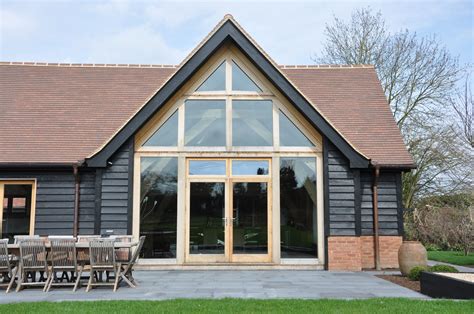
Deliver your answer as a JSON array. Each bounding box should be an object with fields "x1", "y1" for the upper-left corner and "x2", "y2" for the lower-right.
[{"x1": 134, "y1": 264, "x2": 325, "y2": 271}]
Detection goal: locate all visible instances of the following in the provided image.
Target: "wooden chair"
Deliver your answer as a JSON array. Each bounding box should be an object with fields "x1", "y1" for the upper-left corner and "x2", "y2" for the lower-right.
[
  {"x1": 110, "y1": 235, "x2": 134, "y2": 263},
  {"x1": 16, "y1": 239, "x2": 51, "y2": 292},
  {"x1": 0, "y1": 239, "x2": 18, "y2": 293},
  {"x1": 119, "y1": 236, "x2": 145, "y2": 288},
  {"x1": 45, "y1": 237, "x2": 82, "y2": 292},
  {"x1": 86, "y1": 239, "x2": 121, "y2": 292}
]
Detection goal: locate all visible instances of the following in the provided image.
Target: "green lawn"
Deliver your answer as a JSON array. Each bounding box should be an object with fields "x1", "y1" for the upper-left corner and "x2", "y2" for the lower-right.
[
  {"x1": 428, "y1": 250, "x2": 474, "y2": 266},
  {"x1": 1, "y1": 299, "x2": 473, "y2": 314}
]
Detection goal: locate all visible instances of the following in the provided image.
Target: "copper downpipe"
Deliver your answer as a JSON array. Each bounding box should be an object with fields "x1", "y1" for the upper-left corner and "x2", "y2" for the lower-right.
[{"x1": 373, "y1": 165, "x2": 381, "y2": 270}]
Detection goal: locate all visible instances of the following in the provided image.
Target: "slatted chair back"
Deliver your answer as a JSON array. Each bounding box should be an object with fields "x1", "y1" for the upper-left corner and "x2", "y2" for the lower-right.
[
  {"x1": 77, "y1": 235, "x2": 100, "y2": 263},
  {"x1": 110, "y1": 235, "x2": 133, "y2": 262},
  {"x1": 89, "y1": 239, "x2": 116, "y2": 267},
  {"x1": 49, "y1": 237, "x2": 77, "y2": 269},
  {"x1": 130, "y1": 236, "x2": 146, "y2": 265},
  {"x1": 0, "y1": 239, "x2": 11, "y2": 272},
  {"x1": 14, "y1": 235, "x2": 40, "y2": 244},
  {"x1": 19, "y1": 239, "x2": 48, "y2": 271}
]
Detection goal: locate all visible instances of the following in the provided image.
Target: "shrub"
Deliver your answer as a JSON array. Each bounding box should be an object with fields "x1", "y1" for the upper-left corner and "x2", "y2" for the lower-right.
[
  {"x1": 424, "y1": 243, "x2": 441, "y2": 251},
  {"x1": 429, "y1": 264, "x2": 458, "y2": 273},
  {"x1": 408, "y1": 266, "x2": 429, "y2": 281}
]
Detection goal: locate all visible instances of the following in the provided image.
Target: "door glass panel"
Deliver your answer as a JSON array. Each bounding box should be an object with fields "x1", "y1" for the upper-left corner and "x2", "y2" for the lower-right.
[
  {"x1": 1, "y1": 184, "x2": 32, "y2": 242},
  {"x1": 189, "y1": 182, "x2": 225, "y2": 254},
  {"x1": 232, "y1": 160, "x2": 269, "y2": 176},
  {"x1": 232, "y1": 182, "x2": 268, "y2": 254},
  {"x1": 140, "y1": 157, "x2": 178, "y2": 258},
  {"x1": 143, "y1": 110, "x2": 178, "y2": 147},
  {"x1": 185, "y1": 100, "x2": 226, "y2": 146},
  {"x1": 232, "y1": 61, "x2": 262, "y2": 92},
  {"x1": 279, "y1": 110, "x2": 314, "y2": 147},
  {"x1": 280, "y1": 157, "x2": 317, "y2": 258},
  {"x1": 232, "y1": 100, "x2": 273, "y2": 146},
  {"x1": 196, "y1": 61, "x2": 226, "y2": 92},
  {"x1": 189, "y1": 160, "x2": 226, "y2": 176}
]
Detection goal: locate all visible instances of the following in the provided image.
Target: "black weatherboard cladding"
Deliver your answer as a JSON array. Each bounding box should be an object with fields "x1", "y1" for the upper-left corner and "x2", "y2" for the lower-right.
[
  {"x1": 0, "y1": 170, "x2": 95, "y2": 235},
  {"x1": 99, "y1": 140, "x2": 133, "y2": 235}
]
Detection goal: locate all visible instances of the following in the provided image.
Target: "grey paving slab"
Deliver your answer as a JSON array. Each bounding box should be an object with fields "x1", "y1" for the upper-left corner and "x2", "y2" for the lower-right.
[{"x1": 0, "y1": 270, "x2": 427, "y2": 303}]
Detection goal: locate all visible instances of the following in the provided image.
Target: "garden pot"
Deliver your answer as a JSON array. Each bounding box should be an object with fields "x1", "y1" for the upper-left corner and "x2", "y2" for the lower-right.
[{"x1": 398, "y1": 241, "x2": 427, "y2": 276}]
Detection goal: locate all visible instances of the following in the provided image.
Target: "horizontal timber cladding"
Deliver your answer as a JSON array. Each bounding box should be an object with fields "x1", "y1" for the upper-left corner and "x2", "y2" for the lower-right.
[
  {"x1": 99, "y1": 140, "x2": 133, "y2": 235},
  {"x1": 326, "y1": 142, "x2": 357, "y2": 236},
  {"x1": 360, "y1": 171, "x2": 402, "y2": 236},
  {"x1": 0, "y1": 170, "x2": 95, "y2": 235}
]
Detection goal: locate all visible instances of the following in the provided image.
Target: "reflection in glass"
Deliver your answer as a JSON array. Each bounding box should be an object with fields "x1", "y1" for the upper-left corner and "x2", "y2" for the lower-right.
[
  {"x1": 143, "y1": 110, "x2": 178, "y2": 147},
  {"x1": 232, "y1": 100, "x2": 273, "y2": 146},
  {"x1": 280, "y1": 158, "x2": 317, "y2": 258},
  {"x1": 232, "y1": 61, "x2": 262, "y2": 92},
  {"x1": 185, "y1": 100, "x2": 226, "y2": 146},
  {"x1": 190, "y1": 183, "x2": 225, "y2": 254},
  {"x1": 279, "y1": 111, "x2": 314, "y2": 147},
  {"x1": 1, "y1": 185, "x2": 32, "y2": 242},
  {"x1": 232, "y1": 160, "x2": 269, "y2": 175},
  {"x1": 233, "y1": 182, "x2": 268, "y2": 254},
  {"x1": 140, "y1": 157, "x2": 178, "y2": 258},
  {"x1": 196, "y1": 61, "x2": 226, "y2": 92},
  {"x1": 189, "y1": 160, "x2": 226, "y2": 175}
]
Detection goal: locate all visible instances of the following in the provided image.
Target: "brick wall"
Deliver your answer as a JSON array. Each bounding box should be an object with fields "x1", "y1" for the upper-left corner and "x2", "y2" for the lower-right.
[{"x1": 328, "y1": 236, "x2": 402, "y2": 270}]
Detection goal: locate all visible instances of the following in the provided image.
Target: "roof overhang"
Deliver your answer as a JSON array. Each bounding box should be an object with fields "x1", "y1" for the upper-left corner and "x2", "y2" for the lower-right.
[{"x1": 86, "y1": 18, "x2": 370, "y2": 168}]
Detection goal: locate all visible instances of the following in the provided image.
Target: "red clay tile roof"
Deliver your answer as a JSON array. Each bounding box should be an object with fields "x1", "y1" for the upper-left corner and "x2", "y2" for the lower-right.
[{"x1": 0, "y1": 62, "x2": 413, "y2": 167}]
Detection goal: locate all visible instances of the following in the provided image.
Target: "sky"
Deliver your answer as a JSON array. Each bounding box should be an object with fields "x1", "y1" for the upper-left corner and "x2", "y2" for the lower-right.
[{"x1": 0, "y1": 0, "x2": 472, "y2": 66}]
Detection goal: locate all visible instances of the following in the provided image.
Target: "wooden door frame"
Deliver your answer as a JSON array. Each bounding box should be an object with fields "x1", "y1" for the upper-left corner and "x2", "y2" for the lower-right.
[{"x1": 184, "y1": 157, "x2": 272, "y2": 264}]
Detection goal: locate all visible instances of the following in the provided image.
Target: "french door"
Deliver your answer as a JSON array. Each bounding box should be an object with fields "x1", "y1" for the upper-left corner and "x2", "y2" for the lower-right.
[{"x1": 185, "y1": 158, "x2": 272, "y2": 263}]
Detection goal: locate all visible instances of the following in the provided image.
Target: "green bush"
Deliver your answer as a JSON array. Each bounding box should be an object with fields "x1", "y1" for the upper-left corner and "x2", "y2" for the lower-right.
[
  {"x1": 424, "y1": 243, "x2": 441, "y2": 251},
  {"x1": 408, "y1": 266, "x2": 429, "y2": 281},
  {"x1": 428, "y1": 264, "x2": 458, "y2": 273}
]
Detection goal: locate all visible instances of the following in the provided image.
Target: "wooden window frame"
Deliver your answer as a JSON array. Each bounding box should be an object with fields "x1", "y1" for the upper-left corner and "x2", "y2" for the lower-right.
[
  {"x1": 0, "y1": 179, "x2": 37, "y2": 237},
  {"x1": 132, "y1": 43, "x2": 325, "y2": 266}
]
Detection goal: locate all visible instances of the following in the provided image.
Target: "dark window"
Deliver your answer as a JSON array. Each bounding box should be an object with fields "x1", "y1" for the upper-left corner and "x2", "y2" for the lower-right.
[
  {"x1": 140, "y1": 157, "x2": 178, "y2": 258},
  {"x1": 1, "y1": 184, "x2": 32, "y2": 242},
  {"x1": 280, "y1": 158, "x2": 317, "y2": 258}
]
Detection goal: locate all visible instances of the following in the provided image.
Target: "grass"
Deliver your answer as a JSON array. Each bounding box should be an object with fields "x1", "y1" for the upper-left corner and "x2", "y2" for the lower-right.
[
  {"x1": 428, "y1": 250, "x2": 474, "y2": 266},
  {"x1": 0, "y1": 299, "x2": 473, "y2": 314}
]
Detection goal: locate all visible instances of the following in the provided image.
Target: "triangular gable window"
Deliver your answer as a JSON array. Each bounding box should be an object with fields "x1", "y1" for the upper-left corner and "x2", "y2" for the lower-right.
[
  {"x1": 143, "y1": 110, "x2": 178, "y2": 146},
  {"x1": 196, "y1": 61, "x2": 226, "y2": 92},
  {"x1": 232, "y1": 60, "x2": 262, "y2": 92},
  {"x1": 279, "y1": 110, "x2": 314, "y2": 147}
]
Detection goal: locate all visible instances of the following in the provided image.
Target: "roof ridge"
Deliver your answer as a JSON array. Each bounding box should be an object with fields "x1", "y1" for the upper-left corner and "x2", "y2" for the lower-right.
[
  {"x1": 280, "y1": 64, "x2": 375, "y2": 69},
  {"x1": 0, "y1": 61, "x2": 178, "y2": 68}
]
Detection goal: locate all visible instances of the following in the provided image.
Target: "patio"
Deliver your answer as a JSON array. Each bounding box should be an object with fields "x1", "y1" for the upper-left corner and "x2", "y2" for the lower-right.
[{"x1": 0, "y1": 270, "x2": 426, "y2": 303}]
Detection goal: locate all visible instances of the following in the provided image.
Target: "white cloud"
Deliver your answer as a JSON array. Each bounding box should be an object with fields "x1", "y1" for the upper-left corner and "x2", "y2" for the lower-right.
[
  {"x1": 0, "y1": 8, "x2": 35, "y2": 35},
  {"x1": 85, "y1": 24, "x2": 186, "y2": 64}
]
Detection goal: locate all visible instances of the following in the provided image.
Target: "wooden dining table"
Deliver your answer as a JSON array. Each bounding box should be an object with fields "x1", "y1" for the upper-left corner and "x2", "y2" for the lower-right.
[{"x1": 7, "y1": 241, "x2": 139, "y2": 256}]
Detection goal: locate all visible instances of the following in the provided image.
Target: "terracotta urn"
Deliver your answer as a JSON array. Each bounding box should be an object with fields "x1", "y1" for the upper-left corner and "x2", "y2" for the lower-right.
[{"x1": 398, "y1": 241, "x2": 427, "y2": 276}]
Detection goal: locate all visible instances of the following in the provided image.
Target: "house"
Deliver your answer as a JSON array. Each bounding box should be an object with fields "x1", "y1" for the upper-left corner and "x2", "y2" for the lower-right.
[{"x1": 0, "y1": 15, "x2": 414, "y2": 271}]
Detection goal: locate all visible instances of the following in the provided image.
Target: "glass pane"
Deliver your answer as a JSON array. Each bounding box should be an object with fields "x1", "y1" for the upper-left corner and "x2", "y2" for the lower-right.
[
  {"x1": 189, "y1": 160, "x2": 226, "y2": 175},
  {"x1": 2, "y1": 184, "x2": 32, "y2": 242},
  {"x1": 143, "y1": 111, "x2": 178, "y2": 147},
  {"x1": 185, "y1": 100, "x2": 226, "y2": 146},
  {"x1": 232, "y1": 61, "x2": 262, "y2": 92},
  {"x1": 233, "y1": 182, "x2": 268, "y2": 254},
  {"x1": 190, "y1": 182, "x2": 225, "y2": 254},
  {"x1": 279, "y1": 111, "x2": 314, "y2": 147},
  {"x1": 232, "y1": 160, "x2": 269, "y2": 175},
  {"x1": 280, "y1": 157, "x2": 317, "y2": 258},
  {"x1": 232, "y1": 100, "x2": 273, "y2": 146},
  {"x1": 196, "y1": 61, "x2": 226, "y2": 92},
  {"x1": 140, "y1": 157, "x2": 178, "y2": 258}
]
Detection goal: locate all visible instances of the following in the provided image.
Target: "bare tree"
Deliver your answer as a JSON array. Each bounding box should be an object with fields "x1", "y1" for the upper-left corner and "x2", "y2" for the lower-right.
[
  {"x1": 450, "y1": 72, "x2": 473, "y2": 148},
  {"x1": 317, "y1": 7, "x2": 468, "y2": 207}
]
